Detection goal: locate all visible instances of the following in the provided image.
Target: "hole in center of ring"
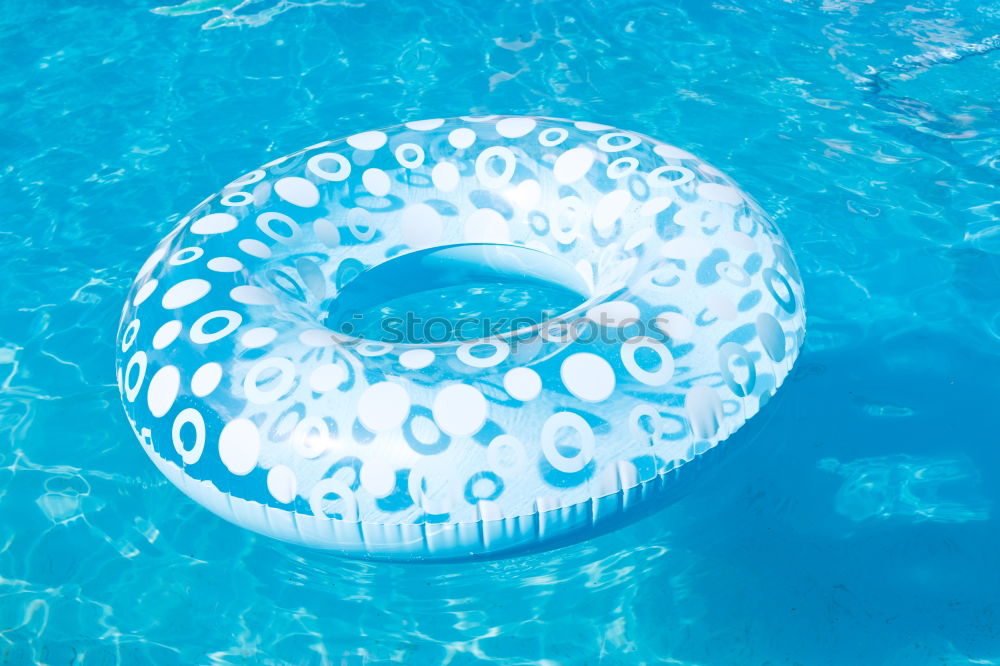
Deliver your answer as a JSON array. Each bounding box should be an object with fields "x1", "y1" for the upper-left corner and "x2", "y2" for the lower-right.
[{"x1": 325, "y1": 242, "x2": 591, "y2": 344}]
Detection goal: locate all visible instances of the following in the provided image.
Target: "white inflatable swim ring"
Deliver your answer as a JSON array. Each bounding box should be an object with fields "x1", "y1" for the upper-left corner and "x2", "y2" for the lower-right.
[{"x1": 116, "y1": 116, "x2": 805, "y2": 561}]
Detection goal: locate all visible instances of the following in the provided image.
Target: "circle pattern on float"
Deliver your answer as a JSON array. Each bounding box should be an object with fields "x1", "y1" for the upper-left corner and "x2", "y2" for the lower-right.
[{"x1": 115, "y1": 115, "x2": 805, "y2": 560}]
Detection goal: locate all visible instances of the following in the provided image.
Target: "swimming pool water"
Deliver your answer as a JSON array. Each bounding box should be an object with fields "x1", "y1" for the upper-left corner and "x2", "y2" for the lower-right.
[{"x1": 2, "y1": 0, "x2": 999, "y2": 663}]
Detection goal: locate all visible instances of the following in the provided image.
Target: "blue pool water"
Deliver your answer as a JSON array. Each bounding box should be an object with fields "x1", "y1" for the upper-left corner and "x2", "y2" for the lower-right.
[{"x1": 2, "y1": 0, "x2": 999, "y2": 663}]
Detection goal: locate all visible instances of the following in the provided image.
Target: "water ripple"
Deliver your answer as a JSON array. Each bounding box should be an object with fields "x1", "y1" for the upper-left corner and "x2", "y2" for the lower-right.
[{"x1": 2, "y1": 0, "x2": 999, "y2": 662}]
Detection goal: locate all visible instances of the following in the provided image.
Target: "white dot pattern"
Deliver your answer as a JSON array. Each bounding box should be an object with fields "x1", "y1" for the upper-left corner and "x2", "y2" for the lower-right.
[{"x1": 115, "y1": 116, "x2": 805, "y2": 560}]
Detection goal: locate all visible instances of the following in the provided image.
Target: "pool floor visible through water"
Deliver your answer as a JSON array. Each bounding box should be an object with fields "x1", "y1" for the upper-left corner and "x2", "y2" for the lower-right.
[
  {"x1": 326, "y1": 243, "x2": 592, "y2": 343},
  {"x1": 1, "y1": 0, "x2": 999, "y2": 664}
]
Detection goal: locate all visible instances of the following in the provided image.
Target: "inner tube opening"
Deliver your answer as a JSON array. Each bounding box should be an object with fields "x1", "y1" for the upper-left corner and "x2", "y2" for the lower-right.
[{"x1": 325, "y1": 243, "x2": 591, "y2": 344}]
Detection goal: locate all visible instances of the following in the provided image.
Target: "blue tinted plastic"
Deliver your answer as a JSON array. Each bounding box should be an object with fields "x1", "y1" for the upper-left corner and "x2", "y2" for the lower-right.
[{"x1": 115, "y1": 115, "x2": 805, "y2": 561}]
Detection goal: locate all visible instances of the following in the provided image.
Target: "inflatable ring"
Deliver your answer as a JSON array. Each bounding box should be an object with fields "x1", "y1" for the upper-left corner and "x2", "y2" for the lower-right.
[{"x1": 116, "y1": 116, "x2": 805, "y2": 561}]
